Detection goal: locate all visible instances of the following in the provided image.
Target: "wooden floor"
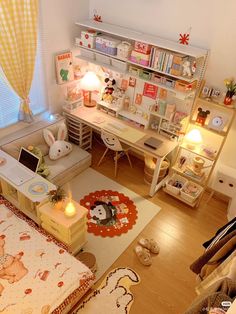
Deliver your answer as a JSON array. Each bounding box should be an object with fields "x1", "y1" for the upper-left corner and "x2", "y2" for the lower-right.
[{"x1": 89, "y1": 137, "x2": 228, "y2": 314}]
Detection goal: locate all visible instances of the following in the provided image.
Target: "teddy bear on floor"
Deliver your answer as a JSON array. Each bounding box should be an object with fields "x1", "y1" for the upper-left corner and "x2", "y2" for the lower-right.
[
  {"x1": 102, "y1": 78, "x2": 116, "y2": 103},
  {"x1": 0, "y1": 235, "x2": 28, "y2": 295}
]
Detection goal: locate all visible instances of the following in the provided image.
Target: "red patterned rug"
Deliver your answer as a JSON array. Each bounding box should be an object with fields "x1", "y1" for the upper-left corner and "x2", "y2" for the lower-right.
[{"x1": 80, "y1": 190, "x2": 138, "y2": 237}]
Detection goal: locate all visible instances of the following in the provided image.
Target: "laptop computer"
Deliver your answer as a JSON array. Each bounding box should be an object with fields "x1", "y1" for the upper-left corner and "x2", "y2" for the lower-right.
[
  {"x1": 144, "y1": 137, "x2": 163, "y2": 150},
  {"x1": 2, "y1": 147, "x2": 40, "y2": 186}
]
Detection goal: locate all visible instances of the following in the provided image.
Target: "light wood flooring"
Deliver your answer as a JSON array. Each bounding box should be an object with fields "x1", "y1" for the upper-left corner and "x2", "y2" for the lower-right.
[{"x1": 88, "y1": 138, "x2": 228, "y2": 314}]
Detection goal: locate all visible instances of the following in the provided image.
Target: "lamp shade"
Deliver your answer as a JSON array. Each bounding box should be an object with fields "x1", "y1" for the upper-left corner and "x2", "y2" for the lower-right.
[
  {"x1": 185, "y1": 129, "x2": 203, "y2": 144},
  {"x1": 80, "y1": 71, "x2": 101, "y2": 91}
]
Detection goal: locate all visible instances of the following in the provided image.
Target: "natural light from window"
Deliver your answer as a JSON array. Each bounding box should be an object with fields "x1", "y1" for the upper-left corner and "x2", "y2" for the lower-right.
[{"x1": 0, "y1": 38, "x2": 47, "y2": 128}]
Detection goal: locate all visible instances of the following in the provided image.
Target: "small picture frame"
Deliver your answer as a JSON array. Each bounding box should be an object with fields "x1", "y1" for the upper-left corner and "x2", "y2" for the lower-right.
[
  {"x1": 211, "y1": 88, "x2": 221, "y2": 98},
  {"x1": 201, "y1": 86, "x2": 212, "y2": 98}
]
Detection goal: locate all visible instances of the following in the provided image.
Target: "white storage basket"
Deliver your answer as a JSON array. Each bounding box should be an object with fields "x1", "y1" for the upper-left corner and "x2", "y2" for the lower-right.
[
  {"x1": 180, "y1": 181, "x2": 203, "y2": 203},
  {"x1": 111, "y1": 59, "x2": 127, "y2": 71},
  {"x1": 166, "y1": 174, "x2": 187, "y2": 195},
  {"x1": 95, "y1": 53, "x2": 111, "y2": 65}
]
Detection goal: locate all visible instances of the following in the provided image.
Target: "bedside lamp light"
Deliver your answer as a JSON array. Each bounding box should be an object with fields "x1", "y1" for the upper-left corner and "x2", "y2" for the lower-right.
[
  {"x1": 185, "y1": 129, "x2": 203, "y2": 149},
  {"x1": 64, "y1": 200, "x2": 76, "y2": 218},
  {"x1": 80, "y1": 71, "x2": 101, "y2": 107}
]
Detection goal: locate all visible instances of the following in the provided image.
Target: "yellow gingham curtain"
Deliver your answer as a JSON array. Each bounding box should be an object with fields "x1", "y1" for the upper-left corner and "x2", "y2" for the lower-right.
[{"x1": 0, "y1": 0, "x2": 38, "y2": 122}]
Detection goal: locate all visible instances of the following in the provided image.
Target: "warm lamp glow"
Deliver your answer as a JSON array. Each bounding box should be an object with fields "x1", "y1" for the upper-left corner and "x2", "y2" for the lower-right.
[
  {"x1": 185, "y1": 129, "x2": 203, "y2": 149},
  {"x1": 64, "y1": 201, "x2": 76, "y2": 218},
  {"x1": 80, "y1": 71, "x2": 101, "y2": 107}
]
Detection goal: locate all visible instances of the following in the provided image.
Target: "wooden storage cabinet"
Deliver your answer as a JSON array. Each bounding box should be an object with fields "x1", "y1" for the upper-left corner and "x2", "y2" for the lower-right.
[
  {"x1": 38, "y1": 200, "x2": 88, "y2": 255},
  {"x1": 64, "y1": 111, "x2": 92, "y2": 150}
]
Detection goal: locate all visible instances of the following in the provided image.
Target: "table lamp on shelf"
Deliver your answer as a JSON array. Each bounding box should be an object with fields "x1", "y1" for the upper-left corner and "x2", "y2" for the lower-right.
[
  {"x1": 185, "y1": 129, "x2": 203, "y2": 150},
  {"x1": 80, "y1": 71, "x2": 101, "y2": 107}
]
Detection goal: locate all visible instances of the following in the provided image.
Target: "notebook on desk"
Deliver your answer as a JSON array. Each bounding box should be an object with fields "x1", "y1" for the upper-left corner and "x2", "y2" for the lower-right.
[{"x1": 1, "y1": 147, "x2": 40, "y2": 186}]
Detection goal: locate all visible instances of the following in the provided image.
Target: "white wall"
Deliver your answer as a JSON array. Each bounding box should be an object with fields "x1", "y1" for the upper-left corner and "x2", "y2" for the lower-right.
[
  {"x1": 41, "y1": 0, "x2": 89, "y2": 113},
  {"x1": 89, "y1": 0, "x2": 236, "y2": 167}
]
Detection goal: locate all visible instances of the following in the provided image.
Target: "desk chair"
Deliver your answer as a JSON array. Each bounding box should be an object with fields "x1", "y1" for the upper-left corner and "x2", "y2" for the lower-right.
[{"x1": 98, "y1": 130, "x2": 132, "y2": 177}]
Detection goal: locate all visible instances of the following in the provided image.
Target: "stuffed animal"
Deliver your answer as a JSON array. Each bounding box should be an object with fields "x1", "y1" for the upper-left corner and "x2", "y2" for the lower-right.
[
  {"x1": 196, "y1": 107, "x2": 210, "y2": 126},
  {"x1": 182, "y1": 60, "x2": 192, "y2": 77},
  {"x1": 102, "y1": 78, "x2": 116, "y2": 103},
  {"x1": 27, "y1": 145, "x2": 50, "y2": 178},
  {"x1": 90, "y1": 201, "x2": 117, "y2": 226},
  {"x1": 43, "y1": 124, "x2": 72, "y2": 160},
  {"x1": 0, "y1": 235, "x2": 28, "y2": 295}
]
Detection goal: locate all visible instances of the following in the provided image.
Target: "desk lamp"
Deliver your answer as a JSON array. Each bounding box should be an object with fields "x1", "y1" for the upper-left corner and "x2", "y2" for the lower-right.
[
  {"x1": 185, "y1": 129, "x2": 202, "y2": 150},
  {"x1": 80, "y1": 71, "x2": 101, "y2": 107}
]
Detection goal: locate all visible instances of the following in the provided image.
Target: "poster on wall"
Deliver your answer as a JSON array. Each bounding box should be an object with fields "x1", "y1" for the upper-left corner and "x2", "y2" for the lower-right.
[
  {"x1": 55, "y1": 51, "x2": 74, "y2": 84},
  {"x1": 143, "y1": 82, "x2": 158, "y2": 99}
]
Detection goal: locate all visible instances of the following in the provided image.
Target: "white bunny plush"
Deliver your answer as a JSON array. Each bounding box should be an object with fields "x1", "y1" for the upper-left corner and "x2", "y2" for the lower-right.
[{"x1": 43, "y1": 124, "x2": 72, "y2": 160}]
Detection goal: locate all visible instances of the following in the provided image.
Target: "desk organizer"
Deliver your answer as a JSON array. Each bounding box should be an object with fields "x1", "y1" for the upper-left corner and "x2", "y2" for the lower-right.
[{"x1": 95, "y1": 36, "x2": 121, "y2": 55}]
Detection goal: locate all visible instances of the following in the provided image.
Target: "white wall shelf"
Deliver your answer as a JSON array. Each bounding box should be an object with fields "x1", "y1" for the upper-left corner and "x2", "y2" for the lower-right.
[{"x1": 76, "y1": 20, "x2": 208, "y2": 59}]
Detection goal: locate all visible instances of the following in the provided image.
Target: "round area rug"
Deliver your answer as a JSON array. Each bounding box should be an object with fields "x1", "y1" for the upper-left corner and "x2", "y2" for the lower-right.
[{"x1": 80, "y1": 190, "x2": 138, "y2": 237}]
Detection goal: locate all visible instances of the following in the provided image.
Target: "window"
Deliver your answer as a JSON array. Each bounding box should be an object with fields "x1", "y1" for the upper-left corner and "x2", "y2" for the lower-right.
[{"x1": 0, "y1": 32, "x2": 47, "y2": 129}]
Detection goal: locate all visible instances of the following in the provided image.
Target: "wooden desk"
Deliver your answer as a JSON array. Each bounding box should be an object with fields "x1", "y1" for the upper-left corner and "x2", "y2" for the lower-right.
[
  {"x1": 63, "y1": 106, "x2": 178, "y2": 196},
  {"x1": 0, "y1": 149, "x2": 56, "y2": 224}
]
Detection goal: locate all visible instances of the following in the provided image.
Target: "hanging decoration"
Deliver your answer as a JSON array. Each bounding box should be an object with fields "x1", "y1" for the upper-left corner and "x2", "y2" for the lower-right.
[
  {"x1": 93, "y1": 10, "x2": 102, "y2": 22},
  {"x1": 179, "y1": 27, "x2": 192, "y2": 45}
]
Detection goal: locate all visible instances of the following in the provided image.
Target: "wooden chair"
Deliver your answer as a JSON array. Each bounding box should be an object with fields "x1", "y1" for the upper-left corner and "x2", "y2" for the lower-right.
[{"x1": 97, "y1": 129, "x2": 132, "y2": 177}]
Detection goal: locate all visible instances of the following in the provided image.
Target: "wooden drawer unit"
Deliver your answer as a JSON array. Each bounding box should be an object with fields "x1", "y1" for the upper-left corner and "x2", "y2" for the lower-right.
[{"x1": 38, "y1": 200, "x2": 88, "y2": 255}]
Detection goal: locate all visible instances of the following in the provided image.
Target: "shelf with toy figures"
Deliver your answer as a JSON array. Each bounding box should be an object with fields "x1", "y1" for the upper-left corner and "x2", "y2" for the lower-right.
[
  {"x1": 188, "y1": 119, "x2": 227, "y2": 136},
  {"x1": 196, "y1": 96, "x2": 236, "y2": 112}
]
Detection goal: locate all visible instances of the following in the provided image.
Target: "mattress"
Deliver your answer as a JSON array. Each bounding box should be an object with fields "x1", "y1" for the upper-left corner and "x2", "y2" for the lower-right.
[{"x1": 0, "y1": 197, "x2": 95, "y2": 313}]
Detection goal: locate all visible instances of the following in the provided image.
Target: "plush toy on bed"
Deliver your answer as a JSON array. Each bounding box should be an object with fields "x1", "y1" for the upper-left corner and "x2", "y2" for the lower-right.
[
  {"x1": 43, "y1": 124, "x2": 72, "y2": 160},
  {"x1": 0, "y1": 235, "x2": 28, "y2": 295},
  {"x1": 27, "y1": 145, "x2": 50, "y2": 178}
]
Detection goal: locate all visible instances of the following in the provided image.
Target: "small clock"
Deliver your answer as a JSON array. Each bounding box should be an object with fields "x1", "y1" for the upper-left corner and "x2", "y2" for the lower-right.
[{"x1": 208, "y1": 115, "x2": 227, "y2": 131}]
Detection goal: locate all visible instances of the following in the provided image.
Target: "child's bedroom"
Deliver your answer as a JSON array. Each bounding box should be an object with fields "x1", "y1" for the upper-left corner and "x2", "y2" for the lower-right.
[{"x1": 0, "y1": 0, "x2": 236, "y2": 313}]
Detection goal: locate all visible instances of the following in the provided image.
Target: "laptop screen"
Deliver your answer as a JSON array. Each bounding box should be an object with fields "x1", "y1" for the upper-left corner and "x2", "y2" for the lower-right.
[{"x1": 18, "y1": 147, "x2": 40, "y2": 173}]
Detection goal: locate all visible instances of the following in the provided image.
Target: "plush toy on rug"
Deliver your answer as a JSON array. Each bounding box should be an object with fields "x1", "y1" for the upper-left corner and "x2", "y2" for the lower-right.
[
  {"x1": 27, "y1": 145, "x2": 50, "y2": 178},
  {"x1": 76, "y1": 267, "x2": 140, "y2": 314}
]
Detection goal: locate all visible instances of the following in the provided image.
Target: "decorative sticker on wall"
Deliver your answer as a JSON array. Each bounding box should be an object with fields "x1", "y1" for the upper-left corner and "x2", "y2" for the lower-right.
[
  {"x1": 121, "y1": 79, "x2": 128, "y2": 91},
  {"x1": 135, "y1": 94, "x2": 143, "y2": 105},
  {"x1": 129, "y1": 77, "x2": 136, "y2": 87},
  {"x1": 143, "y1": 83, "x2": 158, "y2": 99}
]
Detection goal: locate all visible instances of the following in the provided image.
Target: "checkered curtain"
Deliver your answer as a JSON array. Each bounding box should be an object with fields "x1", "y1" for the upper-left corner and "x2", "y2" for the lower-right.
[{"x1": 0, "y1": 0, "x2": 38, "y2": 123}]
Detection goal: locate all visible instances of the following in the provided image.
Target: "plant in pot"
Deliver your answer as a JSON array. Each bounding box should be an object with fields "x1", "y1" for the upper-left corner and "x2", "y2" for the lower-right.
[{"x1": 47, "y1": 186, "x2": 67, "y2": 210}]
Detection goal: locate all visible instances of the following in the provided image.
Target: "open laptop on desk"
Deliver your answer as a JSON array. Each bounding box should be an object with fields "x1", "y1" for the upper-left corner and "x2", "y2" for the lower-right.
[{"x1": 1, "y1": 147, "x2": 40, "y2": 186}]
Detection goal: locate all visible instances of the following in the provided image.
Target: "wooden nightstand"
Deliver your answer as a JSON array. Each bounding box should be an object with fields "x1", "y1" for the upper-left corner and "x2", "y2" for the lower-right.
[{"x1": 38, "y1": 200, "x2": 88, "y2": 255}]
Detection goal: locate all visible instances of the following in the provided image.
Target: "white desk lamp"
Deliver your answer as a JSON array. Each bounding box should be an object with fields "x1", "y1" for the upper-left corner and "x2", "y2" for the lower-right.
[
  {"x1": 185, "y1": 129, "x2": 203, "y2": 150},
  {"x1": 80, "y1": 71, "x2": 101, "y2": 107}
]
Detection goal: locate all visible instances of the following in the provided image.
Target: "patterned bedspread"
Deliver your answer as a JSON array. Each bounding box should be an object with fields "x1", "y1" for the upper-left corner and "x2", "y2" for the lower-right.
[{"x1": 0, "y1": 198, "x2": 95, "y2": 314}]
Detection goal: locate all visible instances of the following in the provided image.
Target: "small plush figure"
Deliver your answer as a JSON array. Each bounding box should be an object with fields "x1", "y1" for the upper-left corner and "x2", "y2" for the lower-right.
[
  {"x1": 196, "y1": 107, "x2": 210, "y2": 126},
  {"x1": 27, "y1": 145, "x2": 50, "y2": 178},
  {"x1": 102, "y1": 78, "x2": 116, "y2": 103},
  {"x1": 182, "y1": 60, "x2": 192, "y2": 77}
]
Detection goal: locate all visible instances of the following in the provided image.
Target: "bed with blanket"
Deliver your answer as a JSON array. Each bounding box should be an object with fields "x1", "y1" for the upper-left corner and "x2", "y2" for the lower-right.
[{"x1": 0, "y1": 196, "x2": 95, "y2": 314}]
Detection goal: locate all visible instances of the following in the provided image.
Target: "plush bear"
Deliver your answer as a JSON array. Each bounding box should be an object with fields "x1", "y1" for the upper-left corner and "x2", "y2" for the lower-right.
[
  {"x1": 102, "y1": 78, "x2": 116, "y2": 103},
  {"x1": 196, "y1": 107, "x2": 210, "y2": 126},
  {"x1": 27, "y1": 145, "x2": 50, "y2": 178},
  {"x1": 0, "y1": 235, "x2": 28, "y2": 295},
  {"x1": 182, "y1": 60, "x2": 192, "y2": 77}
]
